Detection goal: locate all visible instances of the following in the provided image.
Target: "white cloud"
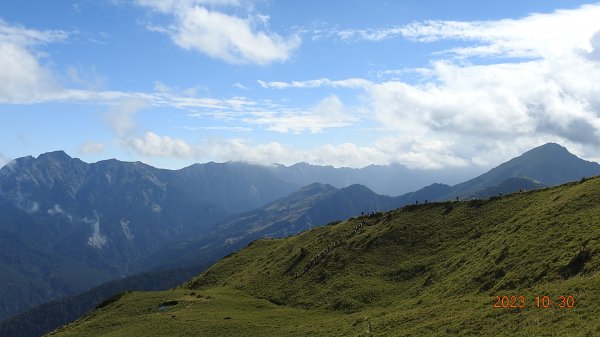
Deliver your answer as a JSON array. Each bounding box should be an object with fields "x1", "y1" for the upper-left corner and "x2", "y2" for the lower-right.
[
  {"x1": 0, "y1": 153, "x2": 10, "y2": 168},
  {"x1": 0, "y1": 19, "x2": 66, "y2": 103},
  {"x1": 47, "y1": 204, "x2": 64, "y2": 215},
  {"x1": 334, "y1": 4, "x2": 600, "y2": 59},
  {"x1": 137, "y1": 0, "x2": 241, "y2": 13},
  {"x1": 201, "y1": 136, "x2": 470, "y2": 168},
  {"x1": 67, "y1": 66, "x2": 106, "y2": 90},
  {"x1": 259, "y1": 4, "x2": 600, "y2": 166},
  {"x1": 79, "y1": 142, "x2": 106, "y2": 154},
  {"x1": 247, "y1": 95, "x2": 357, "y2": 133},
  {"x1": 106, "y1": 98, "x2": 149, "y2": 136},
  {"x1": 47, "y1": 204, "x2": 74, "y2": 221},
  {"x1": 124, "y1": 131, "x2": 199, "y2": 158},
  {"x1": 257, "y1": 78, "x2": 371, "y2": 89},
  {"x1": 182, "y1": 125, "x2": 252, "y2": 131},
  {"x1": 84, "y1": 216, "x2": 107, "y2": 249},
  {"x1": 119, "y1": 129, "x2": 469, "y2": 168},
  {"x1": 137, "y1": 0, "x2": 300, "y2": 64}
]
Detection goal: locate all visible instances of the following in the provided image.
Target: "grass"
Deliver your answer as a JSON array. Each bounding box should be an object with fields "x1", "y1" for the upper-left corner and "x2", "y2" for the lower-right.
[{"x1": 49, "y1": 177, "x2": 600, "y2": 336}]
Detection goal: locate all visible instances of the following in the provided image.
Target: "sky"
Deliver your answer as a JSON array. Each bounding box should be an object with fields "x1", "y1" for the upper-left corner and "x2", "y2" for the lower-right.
[{"x1": 1, "y1": 0, "x2": 600, "y2": 170}]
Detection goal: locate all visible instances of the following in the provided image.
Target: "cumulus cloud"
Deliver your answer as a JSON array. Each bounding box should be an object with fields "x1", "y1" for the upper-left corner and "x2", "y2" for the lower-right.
[
  {"x1": 79, "y1": 142, "x2": 106, "y2": 154},
  {"x1": 0, "y1": 19, "x2": 66, "y2": 103},
  {"x1": 124, "y1": 131, "x2": 199, "y2": 158},
  {"x1": 137, "y1": 0, "x2": 300, "y2": 64},
  {"x1": 259, "y1": 4, "x2": 600, "y2": 166}
]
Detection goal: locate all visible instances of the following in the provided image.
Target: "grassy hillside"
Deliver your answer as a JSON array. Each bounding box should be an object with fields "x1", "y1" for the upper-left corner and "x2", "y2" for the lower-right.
[{"x1": 49, "y1": 177, "x2": 600, "y2": 336}]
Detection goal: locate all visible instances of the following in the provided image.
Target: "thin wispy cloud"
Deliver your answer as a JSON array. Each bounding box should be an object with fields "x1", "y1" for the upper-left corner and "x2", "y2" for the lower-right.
[
  {"x1": 79, "y1": 142, "x2": 106, "y2": 155},
  {"x1": 332, "y1": 4, "x2": 600, "y2": 59}
]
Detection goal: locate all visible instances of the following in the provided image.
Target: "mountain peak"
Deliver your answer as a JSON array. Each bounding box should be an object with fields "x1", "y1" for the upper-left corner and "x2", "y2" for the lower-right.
[
  {"x1": 525, "y1": 142, "x2": 569, "y2": 155},
  {"x1": 37, "y1": 150, "x2": 72, "y2": 162},
  {"x1": 299, "y1": 182, "x2": 336, "y2": 192},
  {"x1": 452, "y1": 143, "x2": 600, "y2": 194}
]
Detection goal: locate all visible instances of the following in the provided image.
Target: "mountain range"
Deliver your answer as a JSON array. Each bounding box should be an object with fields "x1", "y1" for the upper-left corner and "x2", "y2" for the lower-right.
[
  {"x1": 0, "y1": 152, "x2": 296, "y2": 319},
  {"x1": 48, "y1": 172, "x2": 600, "y2": 336},
  {"x1": 0, "y1": 142, "x2": 599, "y2": 333}
]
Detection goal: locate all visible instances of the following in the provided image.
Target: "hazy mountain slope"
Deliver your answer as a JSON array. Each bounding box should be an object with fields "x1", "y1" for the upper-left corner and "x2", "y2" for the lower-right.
[
  {"x1": 269, "y1": 162, "x2": 478, "y2": 196},
  {"x1": 0, "y1": 152, "x2": 296, "y2": 320},
  {"x1": 169, "y1": 162, "x2": 297, "y2": 214},
  {"x1": 51, "y1": 176, "x2": 600, "y2": 336},
  {"x1": 401, "y1": 143, "x2": 600, "y2": 203},
  {"x1": 451, "y1": 143, "x2": 600, "y2": 195},
  {"x1": 140, "y1": 183, "x2": 402, "y2": 271}
]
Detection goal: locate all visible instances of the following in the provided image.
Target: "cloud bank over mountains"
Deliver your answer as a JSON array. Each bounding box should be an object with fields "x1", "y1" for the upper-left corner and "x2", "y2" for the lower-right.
[{"x1": 2, "y1": 3, "x2": 600, "y2": 169}]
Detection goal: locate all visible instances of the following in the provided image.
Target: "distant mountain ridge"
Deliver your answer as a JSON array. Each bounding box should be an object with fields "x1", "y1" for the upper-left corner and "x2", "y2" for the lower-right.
[
  {"x1": 0, "y1": 152, "x2": 297, "y2": 320},
  {"x1": 403, "y1": 143, "x2": 600, "y2": 202},
  {"x1": 140, "y1": 182, "x2": 404, "y2": 272},
  {"x1": 1, "y1": 142, "x2": 599, "y2": 324}
]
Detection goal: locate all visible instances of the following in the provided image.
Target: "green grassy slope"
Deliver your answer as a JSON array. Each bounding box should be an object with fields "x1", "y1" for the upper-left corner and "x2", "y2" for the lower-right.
[{"x1": 49, "y1": 177, "x2": 600, "y2": 336}]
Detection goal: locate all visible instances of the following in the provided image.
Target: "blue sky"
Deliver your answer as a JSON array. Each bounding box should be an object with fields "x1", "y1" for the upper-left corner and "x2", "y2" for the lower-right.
[{"x1": 1, "y1": 0, "x2": 600, "y2": 170}]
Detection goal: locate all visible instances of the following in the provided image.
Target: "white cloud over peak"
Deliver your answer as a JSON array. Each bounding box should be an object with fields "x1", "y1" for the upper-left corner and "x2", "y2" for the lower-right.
[
  {"x1": 124, "y1": 131, "x2": 198, "y2": 158},
  {"x1": 120, "y1": 130, "x2": 471, "y2": 169},
  {"x1": 205, "y1": 135, "x2": 470, "y2": 169},
  {"x1": 137, "y1": 0, "x2": 300, "y2": 65}
]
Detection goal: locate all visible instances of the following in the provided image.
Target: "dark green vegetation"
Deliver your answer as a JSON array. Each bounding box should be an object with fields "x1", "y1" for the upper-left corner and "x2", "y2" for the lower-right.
[
  {"x1": 0, "y1": 265, "x2": 205, "y2": 337},
  {"x1": 50, "y1": 176, "x2": 600, "y2": 336}
]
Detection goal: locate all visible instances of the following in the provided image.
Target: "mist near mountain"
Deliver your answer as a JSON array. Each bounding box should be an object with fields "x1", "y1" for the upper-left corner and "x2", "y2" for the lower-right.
[{"x1": 267, "y1": 162, "x2": 479, "y2": 196}]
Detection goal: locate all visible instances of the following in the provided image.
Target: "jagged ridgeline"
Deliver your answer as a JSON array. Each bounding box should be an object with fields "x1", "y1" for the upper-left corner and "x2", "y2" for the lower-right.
[{"x1": 50, "y1": 177, "x2": 600, "y2": 336}]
